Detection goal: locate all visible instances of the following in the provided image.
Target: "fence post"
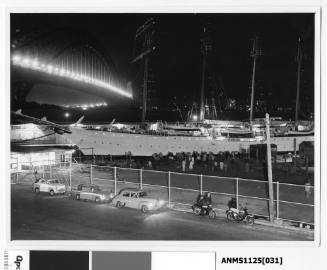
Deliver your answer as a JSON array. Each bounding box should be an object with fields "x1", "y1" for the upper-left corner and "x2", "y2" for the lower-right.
[
  {"x1": 276, "y1": 181, "x2": 280, "y2": 220},
  {"x1": 16, "y1": 161, "x2": 19, "y2": 184},
  {"x1": 236, "y1": 177, "x2": 239, "y2": 208},
  {"x1": 114, "y1": 167, "x2": 117, "y2": 195},
  {"x1": 90, "y1": 165, "x2": 93, "y2": 184},
  {"x1": 168, "y1": 171, "x2": 171, "y2": 208},
  {"x1": 200, "y1": 174, "x2": 203, "y2": 194},
  {"x1": 69, "y1": 154, "x2": 72, "y2": 187},
  {"x1": 140, "y1": 168, "x2": 143, "y2": 190}
]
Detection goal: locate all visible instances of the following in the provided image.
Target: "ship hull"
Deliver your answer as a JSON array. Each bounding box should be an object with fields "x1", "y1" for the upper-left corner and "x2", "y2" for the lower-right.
[{"x1": 57, "y1": 127, "x2": 314, "y2": 156}]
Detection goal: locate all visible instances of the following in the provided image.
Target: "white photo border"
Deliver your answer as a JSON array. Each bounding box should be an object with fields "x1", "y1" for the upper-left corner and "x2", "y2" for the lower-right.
[{"x1": 1, "y1": 3, "x2": 322, "y2": 251}]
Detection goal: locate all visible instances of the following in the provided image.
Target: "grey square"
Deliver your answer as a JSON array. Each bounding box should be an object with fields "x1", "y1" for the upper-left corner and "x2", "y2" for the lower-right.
[{"x1": 93, "y1": 252, "x2": 151, "y2": 270}]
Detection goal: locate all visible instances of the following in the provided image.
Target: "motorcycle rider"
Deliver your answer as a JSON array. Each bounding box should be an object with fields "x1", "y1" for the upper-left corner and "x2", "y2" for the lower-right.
[
  {"x1": 193, "y1": 194, "x2": 206, "y2": 215},
  {"x1": 193, "y1": 192, "x2": 216, "y2": 218},
  {"x1": 203, "y1": 192, "x2": 212, "y2": 206},
  {"x1": 196, "y1": 194, "x2": 205, "y2": 206},
  {"x1": 198, "y1": 192, "x2": 212, "y2": 215},
  {"x1": 227, "y1": 197, "x2": 237, "y2": 209},
  {"x1": 226, "y1": 198, "x2": 254, "y2": 224}
]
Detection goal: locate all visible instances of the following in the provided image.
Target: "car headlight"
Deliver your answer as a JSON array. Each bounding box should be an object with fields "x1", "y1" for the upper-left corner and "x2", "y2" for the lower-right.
[{"x1": 158, "y1": 200, "x2": 165, "y2": 206}]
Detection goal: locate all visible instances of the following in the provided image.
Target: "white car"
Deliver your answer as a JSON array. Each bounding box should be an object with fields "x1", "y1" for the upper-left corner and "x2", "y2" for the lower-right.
[
  {"x1": 69, "y1": 184, "x2": 113, "y2": 203},
  {"x1": 112, "y1": 188, "x2": 166, "y2": 213},
  {"x1": 32, "y1": 178, "x2": 66, "y2": 196}
]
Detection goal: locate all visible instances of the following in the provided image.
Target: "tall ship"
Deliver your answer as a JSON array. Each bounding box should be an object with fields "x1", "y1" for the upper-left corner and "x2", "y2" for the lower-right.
[
  {"x1": 55, "y1": 121, "x2": 313, "y2": 156},
  {"x1": 55, "y1": 34, "x2": 314, "y2": 156}
]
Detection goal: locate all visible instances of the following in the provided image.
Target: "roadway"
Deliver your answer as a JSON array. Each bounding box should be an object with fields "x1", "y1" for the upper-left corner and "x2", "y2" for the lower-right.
[{"x1": 11, "y1": 184, "x2": 313, "y2": 241}]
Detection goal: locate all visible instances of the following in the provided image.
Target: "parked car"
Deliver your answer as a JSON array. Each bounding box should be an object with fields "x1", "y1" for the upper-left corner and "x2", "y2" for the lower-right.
[
  {"x1": 32, "y1": 178, "x2": 66, "y2": 196},
  {"x1": 69, "y1": 183, "x2": 113, "y2": 203},
  {"x1": 111, "y1": 188, "x2": 166, "y2": 213}
]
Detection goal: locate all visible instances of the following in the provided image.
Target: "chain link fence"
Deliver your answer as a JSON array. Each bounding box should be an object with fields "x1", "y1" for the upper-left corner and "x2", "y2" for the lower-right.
[
  {"x1": 11, "y1": 160, "x2": 70, "y2": 186},
  {"x1": 11, "y1": 160, "x2": 314, "y2": 226}
]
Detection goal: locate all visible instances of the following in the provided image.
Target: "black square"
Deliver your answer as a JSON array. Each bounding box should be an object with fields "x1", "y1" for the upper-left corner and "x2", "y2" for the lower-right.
[{"x1": 30, "y1": 251, "x2": 89, "y2": 270}]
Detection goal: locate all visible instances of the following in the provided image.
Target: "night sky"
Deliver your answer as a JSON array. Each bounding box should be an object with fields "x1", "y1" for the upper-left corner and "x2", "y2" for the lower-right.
[{"x1": 11, "y1": 13, "x2": 314, "y2": 121}]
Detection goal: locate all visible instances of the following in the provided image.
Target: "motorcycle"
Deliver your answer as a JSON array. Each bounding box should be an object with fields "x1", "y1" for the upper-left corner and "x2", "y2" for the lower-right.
[
  {"x1": 192, "y1": 203, "x2": 216, "y2": 219},
  {"x1": 226, "y1": 206, "x2": 254, "y2": 225}
]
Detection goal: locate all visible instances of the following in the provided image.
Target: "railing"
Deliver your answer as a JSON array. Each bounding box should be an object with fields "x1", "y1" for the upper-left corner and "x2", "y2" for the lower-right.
[{"x1": 11, "y1": 160, "x2": 314, "y2": 227}]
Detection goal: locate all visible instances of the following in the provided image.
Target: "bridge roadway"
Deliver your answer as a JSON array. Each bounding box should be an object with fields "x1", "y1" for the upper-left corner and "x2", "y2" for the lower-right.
[{"x1": 11, "y1": 184, "x2": 312, "y2": 241}]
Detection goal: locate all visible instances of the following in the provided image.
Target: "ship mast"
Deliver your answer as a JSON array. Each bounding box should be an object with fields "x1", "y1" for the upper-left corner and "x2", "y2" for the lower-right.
[
  {"x1": 295, "y1": 37, "x2": 303, "y2": 126},
  {"x1": 211, "y1": 96, "x2": 217, "y2": 120},
  {"x1": 249, "y1": 36, "x2": 262, "y2": 123},
  {"x1": 199, "y1": 27, "x2": 212, "y2": 122},
  {"x1": 131, "y1": 18, "x2": 156, "y2": 124},
  {"x1": 199, "y1": 39, "x2": 207, "y2": 122}
]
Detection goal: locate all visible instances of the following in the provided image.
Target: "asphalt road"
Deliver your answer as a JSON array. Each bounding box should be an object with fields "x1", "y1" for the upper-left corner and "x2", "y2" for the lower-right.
[{"x1": 11, "y1": 184, "x2": 312, "y2": 241}]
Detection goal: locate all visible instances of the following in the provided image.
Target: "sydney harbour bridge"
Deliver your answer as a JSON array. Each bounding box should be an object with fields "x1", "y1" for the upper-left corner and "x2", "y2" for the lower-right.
[{"x1": 11, "y1": 28, "x2": 134, "y2": 111}]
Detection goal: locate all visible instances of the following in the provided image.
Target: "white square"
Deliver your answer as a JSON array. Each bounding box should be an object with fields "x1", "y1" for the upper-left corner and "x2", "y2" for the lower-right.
[{"x1": 152, "y1": 252, "x2": 215, "y2": 270}]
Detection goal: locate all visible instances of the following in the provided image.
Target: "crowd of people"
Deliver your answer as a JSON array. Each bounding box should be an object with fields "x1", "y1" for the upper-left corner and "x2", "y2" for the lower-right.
[
  {"x1": 76, "y1": 148, "x2": 313, "y2": 184},
  {"x1": 173, "y1": 151, "x2": 248, "y2": 174},
  {"x1": 77, "y1": 150, "x2": 251, "y2": 177}
]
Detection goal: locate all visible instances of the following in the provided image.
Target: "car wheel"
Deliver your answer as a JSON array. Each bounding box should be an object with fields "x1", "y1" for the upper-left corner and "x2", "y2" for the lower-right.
[
  {"x1": 49, "y1": 190, "x2": 55, "y2": 196},
  {"x1": 116, "y1": 201, "x2": 123, "y2": 208},
  {"x1": 75, "y1": 194, "x2": 80, "y2": 200},
  {"x1": 34, "y1": 188, "x2": 40, "y2": 194},
  {"x1": 141, "y1": 205, "x2": 148, "y2": 213},
  {"x1": 95, "y1": 197, "x2": 100, "y2": 203}
]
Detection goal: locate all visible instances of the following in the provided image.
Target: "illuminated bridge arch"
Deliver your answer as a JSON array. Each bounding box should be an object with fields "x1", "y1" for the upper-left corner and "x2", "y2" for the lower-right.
[{"x1": 11, "y1": 29, "x2": 132, "y2": 105}]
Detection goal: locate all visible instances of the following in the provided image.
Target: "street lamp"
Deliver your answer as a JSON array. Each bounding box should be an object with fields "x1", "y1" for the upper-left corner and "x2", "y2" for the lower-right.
[{"x1": 64, "y1": 112, "x2": 70, "y2": 118}]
